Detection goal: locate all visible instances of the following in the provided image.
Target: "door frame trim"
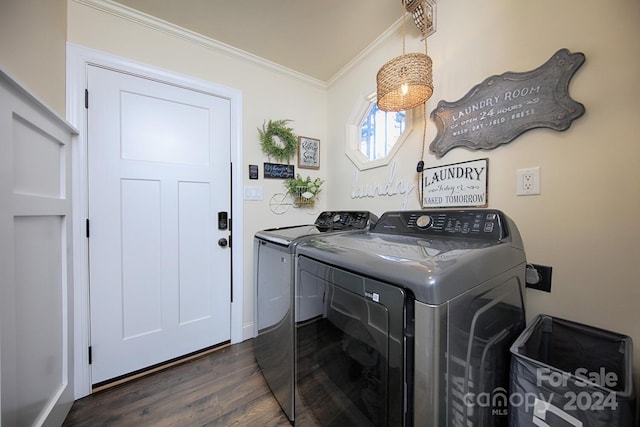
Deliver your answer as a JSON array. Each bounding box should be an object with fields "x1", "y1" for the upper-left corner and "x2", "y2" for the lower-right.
[{"x1": 66, "y1": 43, "x2": 244, "y2": 398}]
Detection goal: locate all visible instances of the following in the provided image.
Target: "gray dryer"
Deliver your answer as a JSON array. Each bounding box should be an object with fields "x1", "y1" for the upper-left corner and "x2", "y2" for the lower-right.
[{"x1": 295, "y1": 209, "x2": 526, "y2": 426}]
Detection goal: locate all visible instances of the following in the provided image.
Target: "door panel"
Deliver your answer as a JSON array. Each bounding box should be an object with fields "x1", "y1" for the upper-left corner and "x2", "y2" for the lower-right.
[
  {"x1": 178, "y1": 181, "x2": 214, "y2": 324},
  {"x1": 120, "y1": 91, "x2": 210, "y2": 166},
  {"x1": 87, "y1": 65, "x2": 231, "y2": 384},
  {"x1": 121, "y1": 179, "x2": 162, "y2": 338}
]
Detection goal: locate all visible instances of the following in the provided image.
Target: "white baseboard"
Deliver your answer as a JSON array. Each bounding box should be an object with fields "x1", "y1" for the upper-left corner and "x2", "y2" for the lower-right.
[{"x1": 242, "y1": 322, "x2": 257, "y2": 342}]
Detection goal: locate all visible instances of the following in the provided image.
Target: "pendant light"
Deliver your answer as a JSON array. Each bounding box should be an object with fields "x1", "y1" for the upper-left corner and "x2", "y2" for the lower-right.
[{"x1": 376, "y1": 1, "x2": 434, "y2": 112}]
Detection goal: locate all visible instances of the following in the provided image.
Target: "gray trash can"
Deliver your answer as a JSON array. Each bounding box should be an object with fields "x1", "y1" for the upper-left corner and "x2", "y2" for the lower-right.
[{"x1": 509, "y1": 314, "x2": 636, "y2": 426}]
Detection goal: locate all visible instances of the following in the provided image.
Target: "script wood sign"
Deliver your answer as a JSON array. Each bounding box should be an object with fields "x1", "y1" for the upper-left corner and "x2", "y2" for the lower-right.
[
  {"x1": 429, "y1": 48, "x2": 585, "y2": 157},
  {"x1": 263, "y1": 162, "x2": 294, "y2": 179}
]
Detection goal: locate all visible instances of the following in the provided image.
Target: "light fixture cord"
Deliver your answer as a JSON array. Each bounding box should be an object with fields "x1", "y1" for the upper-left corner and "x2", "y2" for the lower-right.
[
  {"x1": 423, "y1": 16, "x2": 428, "y2": 51},
  {"x1": 418, "y1": 101, "x2": 427, "y2": 206},
  {"x1": 402, "y1": 12, "x2": 407, "y2": 55},
  {"x1": 418, "y1": 2, "x2": 429, "y2": 207}
]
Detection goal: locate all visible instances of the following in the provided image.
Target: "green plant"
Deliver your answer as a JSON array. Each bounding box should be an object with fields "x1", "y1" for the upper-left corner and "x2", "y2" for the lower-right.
[{"x1": 284, "y1": 174, "x2": 324, "y2": 207}]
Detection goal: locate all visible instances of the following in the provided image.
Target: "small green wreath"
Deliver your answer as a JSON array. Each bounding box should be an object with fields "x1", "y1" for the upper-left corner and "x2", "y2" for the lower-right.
[{"x1": 258, "y1": 119, "x2": 297, "y2": 163}]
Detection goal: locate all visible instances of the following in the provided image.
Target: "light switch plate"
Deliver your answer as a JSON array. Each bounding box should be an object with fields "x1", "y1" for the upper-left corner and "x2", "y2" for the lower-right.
[{"x1": 243, "y1": 185, "x2": 263, "y2": 201}]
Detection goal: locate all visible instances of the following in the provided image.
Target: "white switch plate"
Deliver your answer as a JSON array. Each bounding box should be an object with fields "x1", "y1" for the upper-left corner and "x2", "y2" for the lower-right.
[
  {"x1": 243, "y1": 185, "x2": 264, "y2": 201},
  {"x1": 516, "y1": 167, "x2": 541, "y2": 195}
]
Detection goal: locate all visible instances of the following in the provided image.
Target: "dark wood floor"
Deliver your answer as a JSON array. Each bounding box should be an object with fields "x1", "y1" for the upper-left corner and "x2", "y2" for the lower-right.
[{"x1": 63, "y1": 339, "x2": 293, "y2": 427}]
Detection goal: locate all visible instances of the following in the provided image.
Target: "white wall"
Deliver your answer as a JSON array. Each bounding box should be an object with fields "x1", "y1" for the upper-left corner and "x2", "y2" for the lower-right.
[
  {"x1": 327, "y1": 0, "x2": 640, "y2": 384},
  {"x1": 66, "y1": 0, "x2": 329, "y2": 339}
]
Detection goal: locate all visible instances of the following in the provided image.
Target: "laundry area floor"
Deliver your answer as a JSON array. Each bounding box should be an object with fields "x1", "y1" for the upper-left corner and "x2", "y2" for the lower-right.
[{"x1": 62, "y1": 340, "x2": 297, "y2": 426}]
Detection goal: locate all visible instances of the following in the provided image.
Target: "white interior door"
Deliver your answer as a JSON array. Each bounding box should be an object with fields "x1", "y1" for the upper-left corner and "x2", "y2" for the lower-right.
[{"x1": 87, "y1": 65, "x2": 231, "y2": 384}]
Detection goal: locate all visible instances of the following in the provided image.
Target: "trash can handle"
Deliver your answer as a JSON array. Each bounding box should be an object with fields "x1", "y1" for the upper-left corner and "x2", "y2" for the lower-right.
[{"x1": 533, "y1": 398, "x2": 583, "y2": 427}]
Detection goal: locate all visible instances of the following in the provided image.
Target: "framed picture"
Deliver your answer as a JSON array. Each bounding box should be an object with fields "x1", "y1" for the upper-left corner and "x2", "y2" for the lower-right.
[{"x1": 298, "y1": 136, "x2": 320, "y2": 169}]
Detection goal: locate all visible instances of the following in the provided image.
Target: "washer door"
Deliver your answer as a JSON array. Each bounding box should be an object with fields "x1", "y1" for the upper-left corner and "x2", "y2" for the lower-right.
[{"x1": 296, "y1": 256, "x2": 410, "y2": 426}]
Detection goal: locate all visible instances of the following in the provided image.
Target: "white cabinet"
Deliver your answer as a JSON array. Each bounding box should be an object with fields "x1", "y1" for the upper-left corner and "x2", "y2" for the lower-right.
[{"x1": 0, "y1": 69, "x2": 77, "y2": 426}]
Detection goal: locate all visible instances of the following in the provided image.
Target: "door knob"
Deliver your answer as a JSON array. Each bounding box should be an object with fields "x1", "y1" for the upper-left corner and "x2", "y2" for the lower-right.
[{"x1": 218, "y1": 238, "x2": 228, "y2": 247}]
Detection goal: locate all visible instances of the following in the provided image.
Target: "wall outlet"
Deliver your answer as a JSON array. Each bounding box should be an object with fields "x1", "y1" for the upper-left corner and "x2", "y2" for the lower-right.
[
  {"x1": 517, "y1": 167, "x2": 541, "y2": 195},
  {"x1": 526, "y1": 264, "x2": 553, "y2": 292}
]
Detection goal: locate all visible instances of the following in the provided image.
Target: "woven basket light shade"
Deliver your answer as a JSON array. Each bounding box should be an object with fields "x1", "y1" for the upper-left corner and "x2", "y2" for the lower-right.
[{"x1": 376, "y1": 52, "x2": 433, "y2": 112}]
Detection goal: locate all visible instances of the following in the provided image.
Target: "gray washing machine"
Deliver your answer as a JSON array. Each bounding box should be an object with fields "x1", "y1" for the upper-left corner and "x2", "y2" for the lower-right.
[
  {"x1": 295, "y1": 209, "x2": 526, "y2": 426},
  {"x1": 253, "y1": 211, "x2": 377, "y2": 422}
]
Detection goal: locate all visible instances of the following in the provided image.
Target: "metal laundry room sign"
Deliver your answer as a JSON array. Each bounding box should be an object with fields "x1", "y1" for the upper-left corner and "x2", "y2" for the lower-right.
[{"x1": 429, "y1": 48, "x2": 585, "y2": 157}]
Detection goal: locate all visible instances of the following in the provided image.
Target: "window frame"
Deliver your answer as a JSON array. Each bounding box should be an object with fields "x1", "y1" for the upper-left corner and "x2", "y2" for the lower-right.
[{"x1": 345, "y1": 92, "x2": 414, "y2": 171}]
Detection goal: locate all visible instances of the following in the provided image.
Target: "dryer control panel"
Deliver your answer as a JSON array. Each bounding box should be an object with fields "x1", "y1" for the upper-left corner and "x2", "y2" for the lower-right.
[
  {"x1": 372, "y1": 209, "x2": 508, "y2": 240},
  {"x1": 314, "y1": 211, "x2": 377, "y2": 231}
]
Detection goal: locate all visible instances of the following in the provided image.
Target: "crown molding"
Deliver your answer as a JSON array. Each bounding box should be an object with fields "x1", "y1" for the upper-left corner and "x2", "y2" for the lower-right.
[
  {"x1": 72, "y1": 0, "x2": 327, "y2": 88},
  {"x1": 327, "y1": 17, "x2": 403, "y2": 87}
]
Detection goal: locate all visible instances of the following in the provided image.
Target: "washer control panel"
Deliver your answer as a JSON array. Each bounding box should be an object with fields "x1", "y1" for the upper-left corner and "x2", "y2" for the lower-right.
[
  {"x1": 314, "y1": 211, "x2": 378, "y2": 231},
  {"x1": 372, "y1": 209, "x2": 507, "y2": 240}
]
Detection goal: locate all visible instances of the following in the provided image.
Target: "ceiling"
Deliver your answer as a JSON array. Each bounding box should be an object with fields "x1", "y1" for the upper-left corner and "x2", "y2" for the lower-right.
[{"x1": 112, "y1": 0, "x2": 405, "y2": 82}]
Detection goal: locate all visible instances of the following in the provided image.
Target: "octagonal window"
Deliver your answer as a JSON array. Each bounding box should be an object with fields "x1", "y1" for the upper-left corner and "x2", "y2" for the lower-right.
[
  {"x1": 359, "y1": 103, "x2": 406, "y2": 161},
  {"x1": 346, "y1": 93, "x2": 414, "y2": 171}
]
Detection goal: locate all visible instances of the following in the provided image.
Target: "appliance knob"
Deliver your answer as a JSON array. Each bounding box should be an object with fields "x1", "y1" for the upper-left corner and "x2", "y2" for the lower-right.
[
  {"x1": 333, "y1": 214, "x2": 341, "y2": 223},
  {"x1": 416, "y1": 215, "x2": 432, "y2": 229}
]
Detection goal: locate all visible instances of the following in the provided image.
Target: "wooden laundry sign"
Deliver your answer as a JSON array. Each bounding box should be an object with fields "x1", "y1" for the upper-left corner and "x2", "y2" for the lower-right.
[
  {"x1": 429, "y1": 48, "x2": 585, "y2": 157},
  {"x1": 422, "y1": 158, "x2": 488, "y2": 208}
]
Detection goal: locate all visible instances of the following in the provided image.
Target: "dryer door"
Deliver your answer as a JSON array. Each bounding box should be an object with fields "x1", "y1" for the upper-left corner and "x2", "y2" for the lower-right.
[{"x1": 296, "y1": 256, "x2": 411, "y2": 426}]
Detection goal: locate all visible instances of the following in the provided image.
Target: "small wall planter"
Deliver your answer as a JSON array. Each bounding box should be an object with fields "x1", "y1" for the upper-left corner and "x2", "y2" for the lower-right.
[{"x1": 284, "y1": 175, "x2": 324, "y2": 209}]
